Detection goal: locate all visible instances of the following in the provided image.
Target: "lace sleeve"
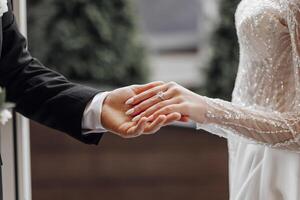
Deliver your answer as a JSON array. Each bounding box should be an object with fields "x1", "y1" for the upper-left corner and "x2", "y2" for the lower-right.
[
  {"x1": 196, "y1": 0, "x2": 300, "y2": 152},
  {"x1": 197, "y1": 97, "x2": 300, "y2": 151}
]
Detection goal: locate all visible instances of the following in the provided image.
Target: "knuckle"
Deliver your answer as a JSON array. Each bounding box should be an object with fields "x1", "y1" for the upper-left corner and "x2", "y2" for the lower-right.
[
  {"x1": 167, "y1": 81, "x2": 176, "y2": 87},
  {"x1": 136, "y1": 104, "x2": 145, "y2": 112},
  {"x1": 149, "y1": 88, "x2": 156, "y2": 94},
  {"x1": 164, "y1": 106, "x2": 172, "y2": 113},
  {"x1": 134, "y1": 106, "x2": 140, "y2": 113},
  {"x1": 149, "y1": 89, "x2": 158, "y2": 97},
  {"x1": 157, "y1": 102, "x2": 165, "y2": 109},
  {"x1": 169, "y1": 87, "x2": 177, "y2": 94},
  {"x1": 169, "y1": 87, "x2": 180, "y2": 95},
  {"x1": 156, "y1": 81, "x2": 165, "y2": 85},
  {"x1": 173, "y1": 87, "x2": 180, "y2": 93},
  {"x1": 134, "y1": 95, "x2": 142, "y2": 102},
  {"x1": 177, "y1": 96, "x2": 185, "y2": 102},
  {"x1": 141, "y1": 109, "x2": 149, "y2": 116},
  {"x1": 143, "y1": 91, "x2": 152, "y2": 98},
  {"x1": 151, "y1": 96, "x2": 158, "y2": 103}
]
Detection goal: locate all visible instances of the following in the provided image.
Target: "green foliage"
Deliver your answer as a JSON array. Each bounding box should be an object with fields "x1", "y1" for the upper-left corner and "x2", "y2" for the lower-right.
[
  {"x1": 202, "y1": 0, "x2": 240, "y2": 100},
  {"x1": 27, "y1": 0, "x2": 148, "y2": 86}
]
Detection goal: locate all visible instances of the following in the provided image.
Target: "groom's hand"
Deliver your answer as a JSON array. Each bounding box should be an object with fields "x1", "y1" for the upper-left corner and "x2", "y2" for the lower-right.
[{"x1": 101, "y1": 82, "x2": 182, "y2": 138}]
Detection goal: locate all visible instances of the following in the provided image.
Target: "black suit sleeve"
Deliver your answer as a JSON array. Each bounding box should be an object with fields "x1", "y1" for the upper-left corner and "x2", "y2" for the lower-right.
[{"x1": 0, "y1": 4, "x2": 103, "y2": 145}]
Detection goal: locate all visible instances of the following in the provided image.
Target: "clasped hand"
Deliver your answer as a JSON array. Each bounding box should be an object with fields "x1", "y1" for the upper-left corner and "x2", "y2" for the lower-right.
[
  {"x1": 101, "y1": 82, "x2": 181, "y2": 138},
  {"x1": 101, "y1": 81, "x2": 207, "y2": 138},
  {"x1": 125, "y1": 82, "x2": 208, "y2": 133}
]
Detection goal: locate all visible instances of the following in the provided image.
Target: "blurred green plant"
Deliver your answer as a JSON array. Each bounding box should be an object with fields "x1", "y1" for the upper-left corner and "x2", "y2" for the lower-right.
[
  {"x1": 27, "y1": 0, "x2": 148, "y2": 86},
  {"x1": 202, "y1": 0, "x2": 240, "y2": 100}
]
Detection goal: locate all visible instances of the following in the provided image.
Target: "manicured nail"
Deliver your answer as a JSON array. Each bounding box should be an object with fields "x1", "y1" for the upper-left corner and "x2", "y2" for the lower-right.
[
  {"x1": 126, "y1": 108, "x2": 134, "y2": 115},
  {"x1": 125, "y1": 98, "x2": 134, "y2": 105},
  {"x1": 132, "y1": 115, "x2": 141, "y2": 122}
]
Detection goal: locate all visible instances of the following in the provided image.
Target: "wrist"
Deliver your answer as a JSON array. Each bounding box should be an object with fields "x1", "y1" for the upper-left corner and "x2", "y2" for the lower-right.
[
  {"x1": 101, "y1": 93, "x2": 113, "y2": 131},
  {"x1": 190, "y1": 95, "x2": 209, "y2": 123}
]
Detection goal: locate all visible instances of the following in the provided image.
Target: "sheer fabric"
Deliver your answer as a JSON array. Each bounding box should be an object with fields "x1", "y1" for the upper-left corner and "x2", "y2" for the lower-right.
[
  {"x1": 198, "y1": 0, "x2": 300, "y2": 151},
  {"x1": 197, "y1": 0, "x2": 300, "y2": 199}
]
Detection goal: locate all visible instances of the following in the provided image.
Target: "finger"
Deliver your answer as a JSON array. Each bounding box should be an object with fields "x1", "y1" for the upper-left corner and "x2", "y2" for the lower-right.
[
  {"x1": 144, "y1": 115, "x2": 167, "y2": 134},
  {"x1": 150, "y1": 104, "x2": 184, "y2": 120},
  {"x1": 144, "y1": 113, "x2": 182, "y2": 135},
  {"x1": 129, "y1": 81, "x2": 178, "y2": 105},
  {"x1": 131, "y1": 81, "x2": 165, "y2": 95},
  {"x1": 126, "y1": 117, "x2": 148, "y2": 137},
  {"x1": 164, "y1": 112, "x2": 182, "y2": 125},
  {"x1": 131, "y1": 97, "x2": 181, "y2": 122},
  {"x1": 126, "y1": 84, "x2": 169, "y2": 106},
  {"x1": 119, "y1": 121, "x2": 135, "y2": 135},
  {"x1": 128, "y1": 89, "x2": 177, "y2": 117},
  {"x1": 127, "y1": 95, "x2": 162, "y2": 117}
]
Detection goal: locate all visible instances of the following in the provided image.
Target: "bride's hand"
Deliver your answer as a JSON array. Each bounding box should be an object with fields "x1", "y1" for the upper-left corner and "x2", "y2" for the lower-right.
[{"x1": 125, "y1": 82, "x2": 208, "y2": 123}]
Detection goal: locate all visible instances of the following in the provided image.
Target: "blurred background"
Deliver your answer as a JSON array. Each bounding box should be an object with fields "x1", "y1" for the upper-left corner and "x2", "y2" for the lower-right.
[{"x1": 26, "y1": 0, "x2": 240, "y2": 199}]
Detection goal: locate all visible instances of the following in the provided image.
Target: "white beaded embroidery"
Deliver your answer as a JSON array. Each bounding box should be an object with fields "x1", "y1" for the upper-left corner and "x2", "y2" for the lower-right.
[{"x1": 197, "y1": 0, "x2": 300, "y2": 151}]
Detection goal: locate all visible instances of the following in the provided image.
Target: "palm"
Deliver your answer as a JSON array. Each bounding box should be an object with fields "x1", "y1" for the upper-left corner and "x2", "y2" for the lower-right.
[{"x1": 102, "y1": 86, "x2": 138, "y2": 137}]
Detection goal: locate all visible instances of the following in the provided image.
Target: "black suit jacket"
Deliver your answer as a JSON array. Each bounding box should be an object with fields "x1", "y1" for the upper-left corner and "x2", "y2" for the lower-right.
[{"x1": 0, "y1": 1, "x2": 103, "y2": 145}]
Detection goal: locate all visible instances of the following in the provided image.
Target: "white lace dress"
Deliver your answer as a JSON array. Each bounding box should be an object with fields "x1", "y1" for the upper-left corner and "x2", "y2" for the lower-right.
[{"x1": 197, "y1": 0, "x2": 300, "y2": 199}]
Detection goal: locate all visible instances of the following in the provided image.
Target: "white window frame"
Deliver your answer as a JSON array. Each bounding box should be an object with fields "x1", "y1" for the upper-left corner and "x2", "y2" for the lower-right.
[{"x1": 1, "y1": 0, "x2": 32, "y2": 199}]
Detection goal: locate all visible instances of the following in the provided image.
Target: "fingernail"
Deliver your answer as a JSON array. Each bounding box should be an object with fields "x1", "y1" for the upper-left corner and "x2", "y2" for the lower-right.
[
  {"x1": 126, "y1": 108, "x2": 134, "y2": 115},
  {"x1": 125, "y1": 98, "x2": 134, "y2": 105},
  {"x1": 132, "y1": 115, "x2": 141, "y2": 122}
]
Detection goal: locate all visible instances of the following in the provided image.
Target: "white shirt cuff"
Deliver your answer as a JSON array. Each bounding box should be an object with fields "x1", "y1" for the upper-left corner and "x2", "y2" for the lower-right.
[{"x1": 81, "y1": 92, "x2": 110, "y2": 135}]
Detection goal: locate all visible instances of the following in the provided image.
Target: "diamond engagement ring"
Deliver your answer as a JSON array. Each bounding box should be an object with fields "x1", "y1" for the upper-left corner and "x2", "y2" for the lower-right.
[{"x1": 157, "y1": 91, "x2": 165, "y2": 101}]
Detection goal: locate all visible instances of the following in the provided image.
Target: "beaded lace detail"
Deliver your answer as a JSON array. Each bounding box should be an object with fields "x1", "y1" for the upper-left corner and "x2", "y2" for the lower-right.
[{"x1": 197, "y1": 0, "x2": 300, "y2": 152}]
